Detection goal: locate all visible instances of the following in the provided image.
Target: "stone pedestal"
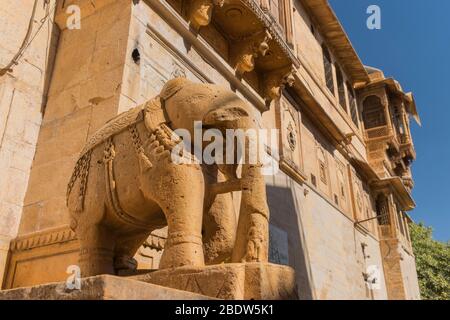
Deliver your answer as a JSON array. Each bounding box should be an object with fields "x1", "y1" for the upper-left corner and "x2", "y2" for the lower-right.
[
  {"x1": 0, "y1": 275, "x2": 212, "y2": 300},
  {"x1": 131, "y1": 263, "x2": 298, "y2": 300},
  {"x1": 0, "y1": 263, "x2": 297, "y2": 300}
]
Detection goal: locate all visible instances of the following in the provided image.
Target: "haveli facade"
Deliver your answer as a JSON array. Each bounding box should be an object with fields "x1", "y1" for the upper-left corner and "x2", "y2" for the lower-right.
[{"x1": 0, "y1": 0, "x2": 421, "y2": 299}]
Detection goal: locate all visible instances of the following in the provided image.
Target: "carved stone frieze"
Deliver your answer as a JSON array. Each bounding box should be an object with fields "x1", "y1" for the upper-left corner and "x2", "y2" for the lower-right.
[{"x1": 9, "y1": 226, "x2": 77, "y2": 252}]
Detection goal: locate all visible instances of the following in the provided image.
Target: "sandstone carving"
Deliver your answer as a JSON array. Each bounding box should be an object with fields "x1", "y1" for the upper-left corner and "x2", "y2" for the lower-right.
[
  {"x1": 67, "y1": 78, "x2": 270, "y2": 277},
  {"x1": 189, "y1": 0, "x2": 213, "y2": 29},
  {"x1": 188, "y1": 0, "x2": 226, "y2": 30},
  {"x1": 263, "y1": 66, "x2": 296, "y2": 102},
  {"x1": 231, "y1": 29, "x2": 273, "y2": 75}
]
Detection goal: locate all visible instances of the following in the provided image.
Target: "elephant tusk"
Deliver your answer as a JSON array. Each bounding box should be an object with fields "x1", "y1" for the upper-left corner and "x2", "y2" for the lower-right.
[{"x1": 210, "y1": 179, "x2": 243, "y2": 195}]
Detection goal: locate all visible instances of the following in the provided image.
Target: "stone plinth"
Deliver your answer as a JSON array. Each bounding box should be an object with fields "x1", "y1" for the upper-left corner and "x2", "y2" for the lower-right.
[
  {"x1": 0, "y1": 275, "x2": 212, "y2": 300},
  {"x1": 131, "y1": 263, "x2": 298, "y2": 300}
]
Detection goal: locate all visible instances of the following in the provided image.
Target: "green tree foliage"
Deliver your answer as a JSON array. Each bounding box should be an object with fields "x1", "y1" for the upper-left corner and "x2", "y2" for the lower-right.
[{"x1": 409, "y1": 222, "x2": 450, "y2": 300}]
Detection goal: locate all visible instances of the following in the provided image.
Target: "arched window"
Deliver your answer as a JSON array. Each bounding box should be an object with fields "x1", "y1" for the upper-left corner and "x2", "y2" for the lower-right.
[
  {"x1": 322, "y1": 45, "x2": 334, "y2": 94},
  {"x1": 362, "y1": 95, "x2": 386, "y2": 129}
]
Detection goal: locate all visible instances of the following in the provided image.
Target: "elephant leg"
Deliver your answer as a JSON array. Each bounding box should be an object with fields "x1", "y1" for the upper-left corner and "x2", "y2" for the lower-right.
[
  {"x1": 203, "y1": 191, "x2": 236, "y2": 264},
  {"x1": 203, "y1": 166, "x2": 237, "y2": 264},
  {"x1": 154, "y1": 166, "x2": 205, "y2": 269},
  {"x1": 78, "y1": 224, "x2": 116, "y2": 277},
  {"x1": 159, "y1": 197, "x2": 205, "y2": 268}
]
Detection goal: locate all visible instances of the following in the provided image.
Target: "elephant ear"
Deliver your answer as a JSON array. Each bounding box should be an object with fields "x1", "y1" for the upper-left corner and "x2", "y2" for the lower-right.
[
  {"x1": 203, "y1": 106, "x2": 249, "y2": 126},
  {"x1": 144, "y1": 97, "x2": 167, "y2": 132}
]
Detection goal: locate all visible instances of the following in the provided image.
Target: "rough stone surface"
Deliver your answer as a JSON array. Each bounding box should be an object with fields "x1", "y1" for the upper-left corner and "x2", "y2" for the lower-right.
[
  {"x1": 0, "y1": 274, "x2": 212, "y2": 300},
  {"x1": 0, "y1": 0, "x2": 59, "y2": 282},
  {"x1": 132, "y1": 263, "x2": 298, "y2": 300}
]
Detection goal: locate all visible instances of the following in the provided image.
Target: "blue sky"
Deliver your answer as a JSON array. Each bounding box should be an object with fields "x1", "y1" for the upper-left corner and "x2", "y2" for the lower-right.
[{"x1": 329, "y1": 0, "x2": 450, "y2": 242}]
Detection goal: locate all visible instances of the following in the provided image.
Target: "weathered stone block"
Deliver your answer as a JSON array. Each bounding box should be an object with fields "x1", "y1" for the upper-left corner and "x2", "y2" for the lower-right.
[
  {"x1": 132, "y1": 263, "x2": 298, "y2": 300},
  {"x1": 0, "y1": 275, "x2": 212, "y2": 300}
]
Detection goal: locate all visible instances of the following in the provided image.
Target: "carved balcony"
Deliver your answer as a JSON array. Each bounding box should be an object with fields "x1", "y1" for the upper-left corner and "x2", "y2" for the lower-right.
[
  {"x1": 399, "y1": 133, "x2": 416, "y2": 161},
  {"x1": 165, "y1": 0, "x2": 299, "y2": 103},
  {"x1": 364, "y1": 125, "x2": 401, "y2": 153},
  {"x1": 364, "y1": 125, "x2": 391, "y2": 140}
]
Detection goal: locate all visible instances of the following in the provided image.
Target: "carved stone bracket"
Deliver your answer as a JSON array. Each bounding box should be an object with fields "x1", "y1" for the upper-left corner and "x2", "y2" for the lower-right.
[
  {"x1": 188, "y1": 0, "x2": 213, "y2": 29},
  {"x1": 241, "y1": 0, "x2": 298, "y2": 64},
  {"x1": 186, "y1": 0, "x2": 298, "y2": 63},
  {"x1": 263, "y1": 66, "x2": 296, "y2": 102},
  {"x1": 188, "y1": 0, "x2": 225, "y2": 30},
  {"x1": 231, "y1": 29, "x2": 273, "y2": 74}
]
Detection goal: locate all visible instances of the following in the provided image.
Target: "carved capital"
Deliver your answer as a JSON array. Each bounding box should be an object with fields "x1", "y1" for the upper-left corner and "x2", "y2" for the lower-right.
[{"x1": 263, "y1": 66, "x2": 296, "y2": 102}]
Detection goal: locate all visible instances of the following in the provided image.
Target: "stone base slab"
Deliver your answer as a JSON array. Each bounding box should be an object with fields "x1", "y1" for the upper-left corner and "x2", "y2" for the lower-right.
[
  {"x1": 0, "y1": 275, "x2": 212, "y2": 300},
  {"x1": 131, "y1": 262, "x2": 298, "y2": 300}
]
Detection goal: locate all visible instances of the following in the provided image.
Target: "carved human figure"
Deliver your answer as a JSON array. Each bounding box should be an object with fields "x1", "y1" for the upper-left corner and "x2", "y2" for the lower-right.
[{"x1": 67, "y1": 78, "x2": 269, "y2": 277}]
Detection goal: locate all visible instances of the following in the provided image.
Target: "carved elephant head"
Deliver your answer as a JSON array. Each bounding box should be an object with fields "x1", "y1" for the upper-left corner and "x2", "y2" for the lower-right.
[{"x1": 156, "y1": 78, "x2": 261, "y2": 176}]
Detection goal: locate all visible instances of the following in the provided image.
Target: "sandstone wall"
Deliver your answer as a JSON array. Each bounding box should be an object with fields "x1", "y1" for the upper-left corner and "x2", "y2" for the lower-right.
[
  {"x1": 299, "y1": 184, "x2": 387, "y2": 299},
  {"x1": 266, "y1": 149, "x2": 388, "y2": 299},
  {"x1": 0, "y1": 0, "x2": 58, "y2": 283},
  {"x1": 292, "y1": 1, "x2": 368, "y2": 161},
  {"x1": 400, "y1": 245, "x2": 421, "y2": 300},
  {"x1": 18, "y1": 0, "x2": 132, "y2": 235}
]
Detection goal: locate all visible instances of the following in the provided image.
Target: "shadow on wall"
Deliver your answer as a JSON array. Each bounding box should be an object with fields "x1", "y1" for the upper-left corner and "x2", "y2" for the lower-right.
[
  {"x1": 267, "y1": 185, "x2": 314, "y2": 300},
  {"x1": 41, "y1": 14, "x2": 60, "y2": 115}
]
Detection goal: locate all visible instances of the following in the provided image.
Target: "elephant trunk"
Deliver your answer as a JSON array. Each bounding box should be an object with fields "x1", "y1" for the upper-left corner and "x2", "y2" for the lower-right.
[
  {"x1": 231, "y1": 143, "x2": 270, "y2": 263},
  {"x1": 203, "y1": 102, "x2": 270, "y2": 263}
]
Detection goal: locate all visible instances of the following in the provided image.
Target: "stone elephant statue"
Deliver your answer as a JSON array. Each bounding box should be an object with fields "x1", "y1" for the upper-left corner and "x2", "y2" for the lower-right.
[{"x1": 67, "y1": 78, "x2": 269, "y2": 277}]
